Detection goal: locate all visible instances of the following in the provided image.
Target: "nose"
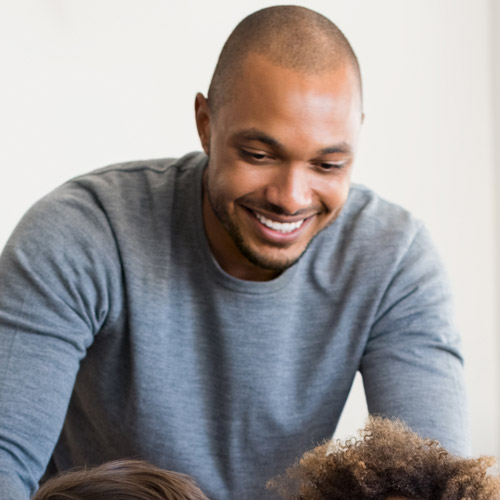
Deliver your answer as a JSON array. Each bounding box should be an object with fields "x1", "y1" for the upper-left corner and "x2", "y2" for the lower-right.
[{"x1": 265, "y1": 163, "x2": 313, "y2": 215}]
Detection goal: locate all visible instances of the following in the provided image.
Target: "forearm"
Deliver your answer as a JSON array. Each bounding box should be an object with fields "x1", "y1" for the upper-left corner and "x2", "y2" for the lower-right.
[
  {"x1": 361, "y1": 224, "x2": 470, "y2": 455},
  {"x1": 362, "y1": 338, "x2": 469, "y2": 455}
]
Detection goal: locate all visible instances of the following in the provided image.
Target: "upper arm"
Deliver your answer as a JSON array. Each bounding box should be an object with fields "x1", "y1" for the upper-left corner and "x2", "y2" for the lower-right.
[
  {"x1": 0, "y1": 184, "x2": 122, "y2": 497},
  {"x1": 360, "y1": 225, "x2": 470, "y2": 455}
]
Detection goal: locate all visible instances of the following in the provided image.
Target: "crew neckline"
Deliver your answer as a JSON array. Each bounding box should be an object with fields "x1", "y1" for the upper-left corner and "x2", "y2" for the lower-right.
[{"x1": 190, "y1": 154, "x2": 299, "y2": 295}]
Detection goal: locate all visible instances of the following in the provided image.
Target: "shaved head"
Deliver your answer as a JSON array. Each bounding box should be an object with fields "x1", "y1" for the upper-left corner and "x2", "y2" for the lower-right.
[
  {"x1": 207, "y1": 5, "x2": 362, "y2": 114},
  {"x1": 196, "y1": 5, "x2": 364, "y2": 280}
]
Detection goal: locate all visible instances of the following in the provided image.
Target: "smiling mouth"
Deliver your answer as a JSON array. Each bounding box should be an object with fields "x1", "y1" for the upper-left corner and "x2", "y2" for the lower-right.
[{"x1": 254, "y1": 212, "x2": 306, "y2": 233}]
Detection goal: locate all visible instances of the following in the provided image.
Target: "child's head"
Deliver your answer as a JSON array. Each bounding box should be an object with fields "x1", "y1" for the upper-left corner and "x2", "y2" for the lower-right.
[
  {"x1": 268, "y1": 417, "x2": 500, "y2": 500},
  {"x1": 32, "y1": 459, "x2": 210, "y2": 500}
]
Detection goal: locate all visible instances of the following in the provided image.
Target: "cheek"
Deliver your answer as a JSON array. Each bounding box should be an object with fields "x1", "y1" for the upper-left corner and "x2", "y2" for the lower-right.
[
  {"x1": 208, "y1": 166, "x2": 251, "y2": 209},
  {"x1": 318, "y1": 179, "x2": 350, "y2": 212},
  {"x1": 215, "y1": 163, "x2": 270, "y2": 201}
]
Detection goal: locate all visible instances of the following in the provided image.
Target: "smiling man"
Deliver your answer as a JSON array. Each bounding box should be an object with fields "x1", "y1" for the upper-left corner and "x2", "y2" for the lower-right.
[
  {"x1": 197, "y1": 10, "x2": 363, "y2": 281},
  {"x1": 0, "y1": 5, "x2": 468, "y2": 500},
  {"x1": 198, "y1": 51, "x2": 362, "y2": 280}
]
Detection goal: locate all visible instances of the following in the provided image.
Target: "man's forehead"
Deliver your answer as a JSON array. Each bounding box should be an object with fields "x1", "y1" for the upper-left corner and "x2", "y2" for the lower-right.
[
  {"x1": 240, "y1": 51, "x2": 355, "y2": 84},
  {"x1": 217, "y1": 54, "x2": 361, "y2": 128},
  {"x1": 225, "y1": 53, "x2": 361, "y2": 113}
]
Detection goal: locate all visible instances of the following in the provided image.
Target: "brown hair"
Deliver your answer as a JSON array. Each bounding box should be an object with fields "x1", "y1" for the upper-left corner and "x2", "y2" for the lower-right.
[
  {"x1": 268, "y1": 417, "x2": 500, "y2": 500},
  {"x1": 32, "y1": 459, "x2": 210, "y2": 500}
]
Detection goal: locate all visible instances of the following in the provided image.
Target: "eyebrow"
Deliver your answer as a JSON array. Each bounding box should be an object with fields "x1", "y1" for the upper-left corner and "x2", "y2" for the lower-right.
[
  {"x1": 234, "y1": 129, "x2": 281, "y2": 148},
  {"x1": 318, "y1": 144, "x2": 353, "y2": 155},
  {"x1": 233, "y1": 128, "x2": 353, "y2": 155}
]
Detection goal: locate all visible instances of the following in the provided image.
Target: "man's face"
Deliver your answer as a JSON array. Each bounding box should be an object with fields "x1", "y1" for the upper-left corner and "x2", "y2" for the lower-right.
[{"x1": 196, "y1": 53, "x2": 363, "y2": 280}]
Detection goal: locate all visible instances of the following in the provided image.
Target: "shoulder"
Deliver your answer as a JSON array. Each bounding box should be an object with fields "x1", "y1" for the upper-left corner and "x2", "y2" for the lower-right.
[
  {"x1": 344, "y1": 184, "x2": 420, "y2": 232},
  {"x1": 306, "y1": 184, "x2": 438, "y2": 285},
  {"x1": 78, "y1": 151, "x2": 205, "y2": 178},
  {"x1": 337, "y1": 183, "x2": 426, "y2": 252},
  {"x1": 67, "y1": 151, "x2": 207, "y2": 197},
  {"x1": 22, "y1": 152, "x2": 205, "y2": 229},
  {"x1": 5, "y1": 152, "x2": 207, "y2": 259},
  {"x1": 338, "y1": 185, "x2": 446, "y2": 290}
]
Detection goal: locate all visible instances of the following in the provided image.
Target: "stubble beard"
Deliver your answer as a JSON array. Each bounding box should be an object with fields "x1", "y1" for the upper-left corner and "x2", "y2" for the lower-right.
[{"x1": 207, "y1": 185, "x2": 327, "y2": 273}]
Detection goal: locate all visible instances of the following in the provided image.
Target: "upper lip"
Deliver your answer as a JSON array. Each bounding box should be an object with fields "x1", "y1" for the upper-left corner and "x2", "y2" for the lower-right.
[{"x1": 246, "y1": 207, "x2": 314, "y2": 223}]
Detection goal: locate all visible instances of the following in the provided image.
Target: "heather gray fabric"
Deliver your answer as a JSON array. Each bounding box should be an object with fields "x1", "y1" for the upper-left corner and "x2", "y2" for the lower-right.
[{"x1": 0, "y1": 152, "x2": 468, "y2": 500}]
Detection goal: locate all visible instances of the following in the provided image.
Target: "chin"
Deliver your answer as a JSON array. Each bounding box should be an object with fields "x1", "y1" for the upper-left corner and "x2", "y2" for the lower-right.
[
  {"x1": 247, "y1": 252, "x2": 301, "y2": 272},
  {"x1": 238, "y1": 239, "x2": 309, "y2": 272}
]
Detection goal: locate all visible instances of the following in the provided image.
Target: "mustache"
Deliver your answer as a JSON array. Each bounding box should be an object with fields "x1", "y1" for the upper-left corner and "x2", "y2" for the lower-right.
[{"x1": 238, "y1": 196, "x2": 321, "y2": 218}]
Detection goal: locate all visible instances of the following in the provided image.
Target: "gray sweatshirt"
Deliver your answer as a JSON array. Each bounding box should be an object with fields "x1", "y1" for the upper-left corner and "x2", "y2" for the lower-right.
[{"x1": 0, "y1": 152, "x2": 468, "y2": 500}]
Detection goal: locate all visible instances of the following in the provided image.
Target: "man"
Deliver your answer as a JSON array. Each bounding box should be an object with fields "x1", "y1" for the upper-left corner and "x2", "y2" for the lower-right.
[
  {"x1": 0, "y1": 5, "x2": 468, "y2": 500},
  {"x1": 269, "y1": 417, "x2": 497, "y2": 500}
]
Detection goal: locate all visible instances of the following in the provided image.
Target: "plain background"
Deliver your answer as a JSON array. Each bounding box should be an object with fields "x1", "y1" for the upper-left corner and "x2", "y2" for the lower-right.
[{"x1": 0, "y1": 0, "x2": 498, "y2": 456}]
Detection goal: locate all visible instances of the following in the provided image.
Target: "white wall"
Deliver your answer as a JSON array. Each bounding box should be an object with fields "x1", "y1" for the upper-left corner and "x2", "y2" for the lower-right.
[
  {"x1": 492, "y1": 0, "x2": 500, "y2": 459},
  {"x1": 0, "y1": 0, "x2": 497, "y2": 456}
]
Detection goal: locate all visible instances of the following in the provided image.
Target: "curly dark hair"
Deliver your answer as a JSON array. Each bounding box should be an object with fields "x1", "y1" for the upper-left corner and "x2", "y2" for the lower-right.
[
  {"x1": 32, "y1": 459, "x2": 210, "y2": 500},
  {"x1": 268, "y1": 417, "x2": 500, "y2": 500}
]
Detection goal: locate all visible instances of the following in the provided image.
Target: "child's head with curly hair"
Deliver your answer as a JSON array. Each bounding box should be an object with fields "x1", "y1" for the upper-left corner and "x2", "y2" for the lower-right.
[
  {"x1": 268, "y1": 417, "x2": 500, "y2": 500},
  {"x1": 32, "y1": 459, "x2": 210, "y2": 500}
]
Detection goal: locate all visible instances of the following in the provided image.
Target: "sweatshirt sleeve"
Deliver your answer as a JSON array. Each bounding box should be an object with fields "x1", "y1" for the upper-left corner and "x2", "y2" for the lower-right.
[
  {"x1": 360, "y1": 224, "x2": 470, "y2": 456},
  {"x1": 0, "y1": 183, "x2": 121, "y2": 499}
]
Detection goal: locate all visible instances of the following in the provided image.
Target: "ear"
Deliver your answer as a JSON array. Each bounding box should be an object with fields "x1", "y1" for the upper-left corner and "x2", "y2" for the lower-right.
[{"x1": 195, "y1": 93, "x2": 211, "y2": 155}]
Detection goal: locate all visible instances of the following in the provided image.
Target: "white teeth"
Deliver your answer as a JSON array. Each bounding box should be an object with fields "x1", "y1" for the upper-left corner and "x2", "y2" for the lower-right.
[{"x1": 255, "y1": 213, "x2": 305, "y2": 233}]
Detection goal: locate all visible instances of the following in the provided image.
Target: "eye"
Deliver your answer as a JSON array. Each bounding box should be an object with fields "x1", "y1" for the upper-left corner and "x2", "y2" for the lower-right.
[
  {"x1": 238, "y1": 148, "x2": 273, "y2": 162},
  {"x1": 315, "y1": 161, "x2": 346, "y2": 172}
]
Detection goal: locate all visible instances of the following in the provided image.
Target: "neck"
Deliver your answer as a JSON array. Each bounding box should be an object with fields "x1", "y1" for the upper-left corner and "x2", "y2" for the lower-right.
[{"x1": 201, "y1": 179, "x2": 279, "y2": 282}]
